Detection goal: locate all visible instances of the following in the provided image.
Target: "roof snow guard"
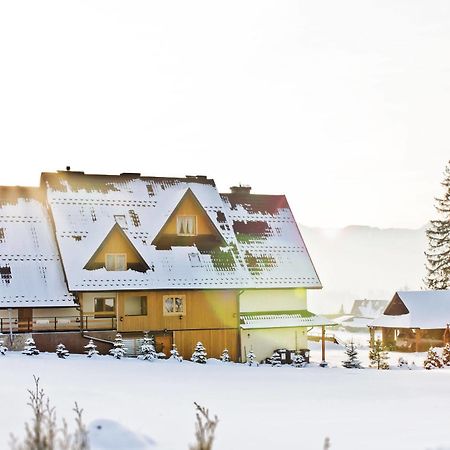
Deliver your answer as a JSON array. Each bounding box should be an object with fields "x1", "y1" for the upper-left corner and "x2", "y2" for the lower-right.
[
  {"x1": 0, "y1": 187, "x2": 75, "y2": 308},
  {"x1": 370, "y1": 290, "x2": 450, "y2": 330},
  {"x1": 41, "y1": 172, "x2": 321, "y2": 291},
  {"x1": 240, "y1": 310, "x2": 335, "y2": 329}
]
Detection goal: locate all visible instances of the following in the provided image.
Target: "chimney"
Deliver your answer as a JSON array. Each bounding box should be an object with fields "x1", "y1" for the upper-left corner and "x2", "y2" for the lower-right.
[{"x1": 230, "y1": 185, "x2": 251, "y2": 194}]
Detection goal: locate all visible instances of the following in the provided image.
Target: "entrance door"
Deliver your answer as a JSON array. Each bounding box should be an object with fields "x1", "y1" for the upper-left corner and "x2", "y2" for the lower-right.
[{"x1": 18, "y1": 308, "x2": 33, "y2": 332}]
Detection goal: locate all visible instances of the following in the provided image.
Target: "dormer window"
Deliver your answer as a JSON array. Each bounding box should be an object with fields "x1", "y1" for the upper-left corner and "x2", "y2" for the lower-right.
[
  {"x1": 177, "y1": 216, "x2": 197, "y2": 236},
  {"x1": 105, "y1": 253, "x2": 127, "y2": 271}
]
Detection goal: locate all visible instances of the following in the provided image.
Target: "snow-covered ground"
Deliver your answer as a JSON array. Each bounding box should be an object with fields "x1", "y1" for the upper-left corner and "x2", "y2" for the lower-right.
[{"x1": 1, "y1": 340, "x2": 449, "y2": 450}]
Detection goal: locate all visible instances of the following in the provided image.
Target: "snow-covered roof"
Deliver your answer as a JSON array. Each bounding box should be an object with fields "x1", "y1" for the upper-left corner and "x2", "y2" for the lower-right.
[
  {"x1": 0, "y1": 187, "x2": 76, "y2": 307},
  {"x1": 349, "y1": 299, "x2": 388, "y2": 319},
  {"x1": 42, "y1": 172, "x2": 321, "y2": 291},
  {"x1": 240, "y1": 310, "x2": 335, "y2": 329},
  {"x1": 370, "y1": 290, "x2": 450, "y2": 329}
]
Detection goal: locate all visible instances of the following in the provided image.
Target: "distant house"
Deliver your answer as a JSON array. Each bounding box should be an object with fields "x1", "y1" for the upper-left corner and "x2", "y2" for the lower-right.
[
  {"x1": 336, "y1": 299, "x2": 388, "y2": 330},
  {"x1": 0, "y1": 171, "x2": 332, "y2": 361},
  {"x1": 369, "y1": 291, "x2": 450, "y2": 352}
]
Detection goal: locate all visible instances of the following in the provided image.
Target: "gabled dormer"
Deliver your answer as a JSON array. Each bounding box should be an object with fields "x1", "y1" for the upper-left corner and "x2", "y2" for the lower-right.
[
  {"x1": 151, "y1": 188, "x2": 226, "y2": 250},
  {"x1": 84, "y1": 223, "x2": 149, "y2": 272}
]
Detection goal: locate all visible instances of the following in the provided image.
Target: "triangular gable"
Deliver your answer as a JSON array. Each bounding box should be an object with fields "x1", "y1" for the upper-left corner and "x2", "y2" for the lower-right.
[
  {"x1": 383, "y1": 292, "x2": 409, "y2": 316},
  {"x1": 151, "y1": 188, "x2": 227, "y2": 250},
  {"x1": 84, "y1": 223, "x2": 150, "y2": 272}
]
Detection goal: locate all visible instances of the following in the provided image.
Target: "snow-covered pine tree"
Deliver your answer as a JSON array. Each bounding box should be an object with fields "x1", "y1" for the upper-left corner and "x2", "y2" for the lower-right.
[
  {"x1": 369, "y1": 339, "x2": 389, "y2": 370},
  {"x1": 0, "y1": 339, "x2": 7, "y2": 355},
  {"x1": 425, "y1": 160, "x2": 450, "y2": 289},
  {"x1": 138, "y1": 332, "x2": 157, "y2": 361},
  {"x1": 220, "y1": 348, "x2": 230, "y2": 363},
  {"x1": 246, "y1": 349, "x2": 258, "y2": 367},
  {"x1": 342, "y1": 341, "x2": 362, "y2": 369},
  {"x1": 442, "y1": 343, "x2": 450, "y2": 366},
  {"x1": 169, "y1": 343, "x2": 183, "y2": 362},
  {"x1": 56, "y1": 343, "x2": 69, "y2": 359},
  {"x1": 84, "y1": 339, "x2": 99, "y2": 358},
  {"x1": 291, "y1": 351, "x2": 305, "y2": 368},
  {"x1": 109, "y1": 333, "x2": 126, "y2": 359},
  {"x1": 191, "y1": 341, "x2": 207, "y2": 364},
  {"x1": 22, "y1": 337, "x2": 39, "y2": 356},
  {"x1": 269, "y1": 351, "x2": 282, "y2": 367},
  {"x1": 424, "y1": 347, "x2": 443, "y2": 370}
]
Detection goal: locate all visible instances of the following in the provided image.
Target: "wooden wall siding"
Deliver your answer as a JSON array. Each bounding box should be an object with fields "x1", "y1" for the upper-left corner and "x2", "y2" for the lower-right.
[
  {"x1": 115, "y1": 290, "x2": 239, "y2": 332},
  {"x1": 173, "y1": 329, "x2": 239, "y2": 361}
]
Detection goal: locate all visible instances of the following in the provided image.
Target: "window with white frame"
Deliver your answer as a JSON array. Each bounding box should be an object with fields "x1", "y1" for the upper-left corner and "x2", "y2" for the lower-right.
[
  {"x1": 163, "y1": 295, "x2": 186, "y2": 315},
  {"x1": 105, "y1": 253, "x2": 127, "y2": 271},
  {"x1": 176, "y1": 216, "x2": 197, "y2": 236}
]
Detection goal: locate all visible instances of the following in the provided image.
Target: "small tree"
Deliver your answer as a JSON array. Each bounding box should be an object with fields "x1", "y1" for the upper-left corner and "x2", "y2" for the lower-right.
[
  {"x1": 342, "y1": 341, "x2": 362, "y2": 369},
  {"x1": 84, "y1": 339, "x2": 99, "y2": 358},
  {"x1": 22, "y1": 337, "x2": 39, "y2": 356},
  {"x1": 291, "y1": 351, "x2": 306, "y2": 368},
  {"x1": 220, "y1": 348, "x2": 230, "y2": 363},
  {"x1": 109, "y1": 333, "x2": 126, "y2": 359},
  {"x1": 269, "y1": 351, "x2": 282, "y2": 367},
  {"x1": 191, "y1": 342, "x2": 207, "y2": 364},
  {"x1": 138, "y1": 332, "x2": 157, "y2": 361},
  {"x1": 369, "y1": 339, "x2": 389, "y2": 370},
  {"x1": 0, "y1": 339, "x2": 7, "y2": 355},
  {"x1": 424, "y1": 347, "x2": 443, "y2": 370},
  {"x1": 56, "y1": 343, "x2": 69, "y2": 359},
  {"x1": 246, "y1": 349, "x2": 258, "y2": 367},
  {"x1": 169, "y1": 344, "x2": 183, "y2": 362},
  {"x1": 442, "y1": 343, "x2": 450, "y2": 366}
]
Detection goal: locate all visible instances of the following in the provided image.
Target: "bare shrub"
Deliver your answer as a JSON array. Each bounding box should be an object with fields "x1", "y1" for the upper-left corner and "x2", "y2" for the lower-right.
[{"x1": 189, "y1": 402, "x2": 219, "y2": 450}]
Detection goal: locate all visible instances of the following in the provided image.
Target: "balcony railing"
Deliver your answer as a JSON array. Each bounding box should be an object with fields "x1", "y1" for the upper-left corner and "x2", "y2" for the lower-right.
[{"x1": 0, "y1": 315, "x2": 117, "y2": 333}]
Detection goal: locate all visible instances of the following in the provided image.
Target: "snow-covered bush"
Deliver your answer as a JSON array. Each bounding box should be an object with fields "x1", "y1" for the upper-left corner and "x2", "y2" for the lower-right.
[
  {"x1": 56, "y1": 343, "x2": 69, "y2": 359},
  {"x1": 109, "y1": 333, "x2": 126, "y2": 359},
  {"x1": 0, "y1": 339, "x2": 7, "y2": 355},
  {"x1": 246, "y1": 349, "x2": 258, "y2": 367},
  {"x1": 84, "y1": 339, "x2": 99, "y2": 358},
  {"x1": 138, "y1": 332, "x2": 157, "y2": 361},
  {"x1": 269, "y1": 351, "x2": 282, "y2": 367},
  {"x1": 369, "y1": 339, "x2": 389, "y2": 370},
  {"x1": 169, "y1": 343, "x2": 183, "y2": 362},
  {"x1": 424, "y1": 347, "x2": 443, "y2": 370},
  {"x1": 342, "y1": 341, "x2": 362, "y2": 369},
  {"x1": 22, "y1": 337, "x2": 39, "y2": 356},
  {"x1": 220, "y1": 348, "x2": 230, "y2": 363},
  {"x1": 397, "y1": 357, "x2": 411, "y2": 369},
  {"x1": 291, "y1": 352, "x2": 306, "y2": 368},
  {"x1": 191, "y1": 342, "x2": 207, "y2": 364},
  {"x1": 442, "y1": 343, "x2": 450, "y2": 366}
]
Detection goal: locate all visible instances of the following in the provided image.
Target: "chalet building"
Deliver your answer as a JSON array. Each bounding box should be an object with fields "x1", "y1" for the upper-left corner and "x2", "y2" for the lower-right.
[
  {"x1": 336, "y1": 299, "x2": 388, "y2": 330},
  {"x1": 369, "y1": 290, "x2": 450, "y2": 352},
  {"x1": 0, "y1": 170, "x2": 329, "y2": 361}
]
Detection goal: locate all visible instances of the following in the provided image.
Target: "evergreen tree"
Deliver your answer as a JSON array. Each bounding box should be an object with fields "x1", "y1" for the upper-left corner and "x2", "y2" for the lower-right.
[
  {"x1": 424, "y1": 347, "x2": 443, "y2": 370},
  {"x1": 56, "y1": 343, "x2": 69, "y2": 359},
  {"x1": 269, "y1": 351, "x2": 282, "y2": 367},
  {"x1": 84, "y1": 339, "x2": 99, "y2": 358},
  {"x1": 425, "y1": 160, "x2": 450, "y2": 289},
  {"x1": 342, "y1": 341, "x2": 362, "y2": 369},
  {"x1": 109, "y1": 333, "x2": 126, "y2": 359},
  {"x1": 191, "y1": 341, "x2": 207, "y2": 364},
  {"x1": 369, "y1": 339, "x2": 389, "y2": 370},
  {"x1": 169, "y1": 343, "x2": 183, "y2": 362},
  {"x1": 22, "y1": 337, "x2": 39, "y2": 356},
  {"x1": 246, "y1": 349, "x2": 258, "y2": 367},
  {"x1": 442, "y1": 343, "x2": 450, "y2": 366},
  {"x1": 138, "y1": 332, "x2": 157, "y2": 361},
  {"x1": 220, "y1": 348, "x2": 230, "y2": 363},
  {"x1": 0, "y1": 339, "x2": 7, "y2": 355},
  {"x1": 291, "y1": 351, "x2": 306, "y2": 368}
]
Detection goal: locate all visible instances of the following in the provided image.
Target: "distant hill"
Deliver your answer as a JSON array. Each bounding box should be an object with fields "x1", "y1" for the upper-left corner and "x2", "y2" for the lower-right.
[{"x1": 300, "y1": 224, "x2": 428, "y2": 314}]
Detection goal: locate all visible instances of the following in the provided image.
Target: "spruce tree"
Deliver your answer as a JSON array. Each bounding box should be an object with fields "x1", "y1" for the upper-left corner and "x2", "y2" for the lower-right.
[
  {"x1": 169, "y1": 343, "x2": 183, "y2": 362},
  {"x1": 291, "y1": 351, "x2": 306, "y2": 368},
  {"x1": 191, "y1": 341, "x2": 207, "y2": 364},
  {"x1": 84, "y1": 339, "x2": 99, "y2": 357},
  {"x1": 442, "y1": 343, "x2": 450, "y2": 366},
  {"x1": 424, "y1": 347, "x2": 443, "y2": 370},
  {"x1": 425, "y1": 160, "x2": 450, "y2": 289},
  {"x1": 269, "y1": 351, "x2": 282, "y2": 367},
  {"x1": 109, "y1": 333, "x2": 126, "y2": 359},
  {"x1": 22, "y1": 337, "x2": 39, "y2": 356},
  {"x1": 342, "y1": 341, "x2": 362, "y2": 369},
  {"x1": 246, "y1": 349, "x2": 258, "y2": 367},
  {"x1": 56, "y1": 343, "x2": 69, "y2": 359},
  {"x1": 220, "y1": 348, "x2": 230, "y2": 362},
  {"x1": 138, "y1": 332, "x2": 157, "y2": 361},
  {"x1": 0, "y1": 339, "x2": 7, "y2": 355},
  {"x1": 369, "y1": 339, "x2": 389, "y2": 370}
]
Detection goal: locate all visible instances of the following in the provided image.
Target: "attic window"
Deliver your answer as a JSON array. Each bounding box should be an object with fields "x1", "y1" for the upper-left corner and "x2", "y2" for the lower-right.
[
  {"x1": 0, "y1": 266, "x2": 11, "y2": 284},
  {"x1": 114, "y1": 215, "x2": 128, "y2": 229},
  {"x1": 105, "y1": 253, "x2": 127, "y2": 271},
  {"x1": 0, "y1": 228, "x2": 4, "y2": 243},
  {"x1": 177, "y1": 216, "x2": 197, "y2": 236}
]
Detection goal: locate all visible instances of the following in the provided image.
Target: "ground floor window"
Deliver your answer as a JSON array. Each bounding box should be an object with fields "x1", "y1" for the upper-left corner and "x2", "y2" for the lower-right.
[
  {"x1": 163, "y1": 295, "x2": 186, "y2": 316},
  {"x1": 124, "y1": 295, "x2": 148, "y2": 316},
  {"x1": 94, "y1": 297, "x2": 115, "y2": 318}
]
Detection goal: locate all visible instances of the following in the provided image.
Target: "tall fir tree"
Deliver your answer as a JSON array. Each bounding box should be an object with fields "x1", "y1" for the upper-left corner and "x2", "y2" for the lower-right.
[
  {"x1": 369, "y1": 339, "x2": 389, "y2": 370},
  {"x1": 109, "y1": 333, "x2": 126, "y2": 359},
  {"x1": 191, "y1": 341, "x2": 207, "y2": 364},
  {"x1": 342, "y1": 341, "x2": 362, "y2": 369},
  {"x1": 425, "y1": 160, "x2": 450, "y2": 289}
]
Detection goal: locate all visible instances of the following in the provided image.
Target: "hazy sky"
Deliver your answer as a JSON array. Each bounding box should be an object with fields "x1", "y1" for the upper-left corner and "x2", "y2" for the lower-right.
[{"x1": 0, "y1": 1, "x2": 449, "y2": 229}]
